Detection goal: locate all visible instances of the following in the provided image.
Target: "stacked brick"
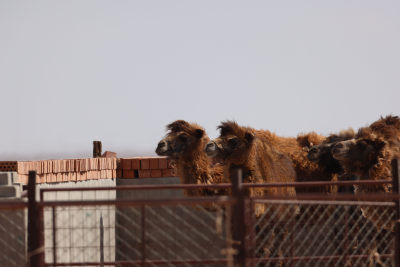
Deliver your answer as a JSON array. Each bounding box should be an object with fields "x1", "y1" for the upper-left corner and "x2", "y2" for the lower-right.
[
  {"x1": 119, "y1": 157, "x2": 176, "y2": 179},
  {"x1": 0, "y1": 161, "x2": 18, "y2": 172},
  {"x1": 0, "y1": 158, "x2": 117, "y2": 184}
]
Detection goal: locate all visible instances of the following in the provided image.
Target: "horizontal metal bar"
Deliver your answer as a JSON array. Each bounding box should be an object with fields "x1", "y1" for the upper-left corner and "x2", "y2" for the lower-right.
[
  {"x1": 44, "y1": 258, "x2": 228, "y2": 266},
  {"x1": 252, "y1": 199, "x2": 395, "y2": 206},
  {"x1": 44, "y1": 253, "x2": 393, "y2": 266},
  {"x1": 40, "y1": 183, "x2": 232, "y2": 193},
  {"x1": 39, "y1": 179, "x2": 392, "y2": 194},
  {"x1": 40, "y1": 196, "x2": 235, "y2": 207},
  {"x1": 252, "y1": 192, "x2": 400, "y2": 201},
  {"x1": 243, "y1": 179, "x2": 392, "y2": 188},
  {"x1": 0, "y1": 201, "x2": 27, "y2": 210},
  {"x1": 252, "y1": 253, "x2": 392, "y2": 262}
]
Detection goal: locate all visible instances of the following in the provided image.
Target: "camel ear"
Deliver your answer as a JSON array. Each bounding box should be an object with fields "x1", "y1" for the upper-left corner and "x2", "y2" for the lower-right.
[
  {"x1": 194, "y1": 129, "x2": 204, "y2": 139},
  {"x1": 245, "y1": 132, "x2": 254, "y2": 143}
]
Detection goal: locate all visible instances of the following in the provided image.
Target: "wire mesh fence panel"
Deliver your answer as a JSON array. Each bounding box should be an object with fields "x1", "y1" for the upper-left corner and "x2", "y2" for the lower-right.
[
  {"x1": 44, "y1": 205, "x2": 115, "y2": 266},
  {"x1": 249, "y1": 199, "x2": 395, "y2": 267},
  {"x1": 42, "y1": 188, "x2": 116, "y2": 266},
  {"x1": 0, "y1": 204, "x2": 27, "y2": 267},
  {"x1": 42, "y1": 196, "x2": 232, "y2": 267},
  {"x1": 115, "y1": 203, "x2": 231, "y2": 267}
]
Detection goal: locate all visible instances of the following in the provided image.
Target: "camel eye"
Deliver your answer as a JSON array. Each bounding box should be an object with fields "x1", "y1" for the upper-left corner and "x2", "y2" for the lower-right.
[{"x1": 228, "y1": 138, "x2": 239, "y2": 147}]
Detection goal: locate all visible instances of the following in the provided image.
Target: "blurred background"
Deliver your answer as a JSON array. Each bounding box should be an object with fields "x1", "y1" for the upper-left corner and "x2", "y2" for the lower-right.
[{"x1": 0, "y1": 0, "x2": 399, "y2": 160}]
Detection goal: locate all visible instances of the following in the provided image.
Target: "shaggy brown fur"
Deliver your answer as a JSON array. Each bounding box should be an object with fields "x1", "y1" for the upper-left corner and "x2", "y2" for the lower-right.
[
  {"x1": 155, "y1": 120, "x2": 228, "y2": 196},
  {"x1": 205, "y1": 121, "x2": 297, "y2": 215},
  {"x1": 206, "y1": 121, "x2": 303, "y2": 263},
  {"x1": 307, "y1": 128, "x2": 356, "y2": 178},
  {"x1": 331, "y1": 116, "x2": 400, "y2": 230},
  {"x1": 206, "y1": 121, "x2": 335, "y2": 194}
]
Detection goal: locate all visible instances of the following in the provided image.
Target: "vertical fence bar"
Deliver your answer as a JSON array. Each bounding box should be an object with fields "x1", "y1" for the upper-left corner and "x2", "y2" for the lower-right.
[
  {"x1": 100, "y1": 215, "x2": 104, "y2": 267},
  {"x1": 52, "y1": 207, "x2": 56, "y2": 267},
  {"x1": 392, "y1": 158, "x2": 400, "y2": 267},
  {"x1": 141, "y1": 206, "x2": 146, "y2": 267},
  {"x1": 28, "y1": 171, "x2": 44, "y2": 267},
  {"x1": 230, "y1": 167, "x2": 246, "y2": 267}
]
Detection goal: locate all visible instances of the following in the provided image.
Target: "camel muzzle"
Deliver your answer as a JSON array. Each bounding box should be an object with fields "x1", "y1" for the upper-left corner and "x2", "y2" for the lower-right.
[
  {"x1": 205, "y1": 141, "x2": 219, "y2": 157},
  {"x1": 155, "y1": 140, "x2": 169, "y2": 155}
]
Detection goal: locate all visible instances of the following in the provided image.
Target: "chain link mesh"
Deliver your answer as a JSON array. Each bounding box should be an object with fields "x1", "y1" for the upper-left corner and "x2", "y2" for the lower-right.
[
  {"x1": 250, "y1": 199, "x2": 395, "y2": 267},
  {"x1": 0, "y1": 207, "x2": 26, "y2": 267}
]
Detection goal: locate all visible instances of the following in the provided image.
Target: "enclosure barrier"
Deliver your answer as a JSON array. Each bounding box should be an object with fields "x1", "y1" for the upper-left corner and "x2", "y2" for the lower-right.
[{"x1": 1, "y1": 158, "x2": 395, "y2": 266}]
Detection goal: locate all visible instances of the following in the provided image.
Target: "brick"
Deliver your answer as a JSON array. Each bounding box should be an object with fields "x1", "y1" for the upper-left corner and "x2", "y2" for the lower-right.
[
  {"x1": 140, "y1": 158, "x2": 150, "y2": 170},
  {"x1": 17, "y1": 174, "x2": 28, "y2": 184},
  {"x1": 122, "y1": 170, "x2": 135, "y2": 179},
  {"x1": 150, "y1": 169, "x2": 162, "y2": 178},
  {"x1": 158, "y1": 158, "x2": 168, "y2": 169},
  {"x1": 56, "y1": 173, "x2": 63, "y2": 182},
  {"x1": 121, "y1": 159, "x2": 132, "y2": 170},
  {"x1": 71, "y1": 172, "x2": 77, "y2": 182},
  {"x1": 149, "y1": 158, "x2": 159, "y2": 169},
  {"x1": 138, "y1": 170, "x2": 151, "y2": 178},
  {"x1": 131, "y1": 159, "x2": 140, "y2": 170},
  {"x1": 102, "y1": 151, "x2": 117, "y2": 158}
]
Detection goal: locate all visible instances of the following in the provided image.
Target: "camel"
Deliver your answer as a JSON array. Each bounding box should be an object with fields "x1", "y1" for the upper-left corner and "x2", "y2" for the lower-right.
[
  {"x1": 206, "y1": 121, "x2": 333, "y2": 194},
  {"x1": 331, "y1": 116, "x2": 400, "y2": 231},
  {"x1": 307, "y1": 129, "x2": 356, "y2": 190},
  {"x1": 205, "y1": 121, "x2": 298, "y2": 262},
  {"x1": 205, "y1": 121, "x2": 297, "y2": 205},
  {"x1": 155, "y1": 120, "x2": 228, "y2": 196}
]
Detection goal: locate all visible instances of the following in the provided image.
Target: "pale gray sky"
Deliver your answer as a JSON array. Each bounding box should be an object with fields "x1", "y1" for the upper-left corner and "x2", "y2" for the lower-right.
[{"x1": 1, "y1": 1, "x2": 399, "y2": 160}]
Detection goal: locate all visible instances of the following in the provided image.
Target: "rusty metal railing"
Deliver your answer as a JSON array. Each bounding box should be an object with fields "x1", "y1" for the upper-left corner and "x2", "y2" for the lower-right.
[{"x1": 22, "y1": 158, "x2": 400, "y2": 267}]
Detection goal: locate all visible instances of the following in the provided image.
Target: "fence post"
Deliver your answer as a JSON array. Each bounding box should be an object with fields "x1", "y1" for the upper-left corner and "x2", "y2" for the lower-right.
[
  {"x1": 27, "y1": 171, "x2": 44, "y2": 267},
  {"x1": 93, "y1": 140, "x2": 102, "y2": 158},
  {"x1": 392, "y1": 159, "x2": 400, "y2": 267},
  {"x1": 230, "y1": 167, "x2": 246, "y2": 267}
]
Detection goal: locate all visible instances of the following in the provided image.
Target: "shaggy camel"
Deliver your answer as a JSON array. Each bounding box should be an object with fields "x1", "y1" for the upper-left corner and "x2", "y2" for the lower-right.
[
  {"x1": 205, "y1": 120, "x2": 297, "y2": 209},
  {"x1": 331, "y1": 116, "x2": 400, "y2": 230},
  {"x1": 155, "y1": 120, "x2": 228, "y2": 196},
  {"x1": 205, "y1": 121, "x2": 298, "y2": 261},
  {"x1": 206, "y1": 121, "x2": 333, "y2": 194},
  {"x1": 307, "y1": 129, "x2": 356, "y2": 187}
]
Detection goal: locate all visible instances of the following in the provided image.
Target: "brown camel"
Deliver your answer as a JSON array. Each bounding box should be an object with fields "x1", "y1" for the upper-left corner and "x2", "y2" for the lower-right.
[
  {"x1": 205, "y1": 121, "x2": 297, "y2": 209},
  {"x1": 331, "y1": 116, "x2": 400, "y2": 230},
  {"x1": 205, "y1": 121, "x2": 299, "y2": 262},
  {"x1": 307, "y1": 129, "x2": 356, "y2": 182},
  {"x1": 206, "y1": 121, "x2": 333, "y2": 194},
  {"x1": 155, "y1": 120, "x2": 228, "y2": 196}
]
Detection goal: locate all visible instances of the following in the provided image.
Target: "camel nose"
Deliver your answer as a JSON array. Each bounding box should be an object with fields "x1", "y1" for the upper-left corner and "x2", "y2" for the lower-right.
[
  {"x1": 156, "y1": 141, "x2": 168, "y2": 154},
  {"x1": 309, "y1": 147, "x2": 318, "y2": 154},
  {"x1": 205, "y1": 142, "x2": 215, "y2": 151}
]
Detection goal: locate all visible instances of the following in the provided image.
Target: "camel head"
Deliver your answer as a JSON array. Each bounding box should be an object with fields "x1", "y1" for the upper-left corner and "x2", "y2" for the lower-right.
[
  {"x1": 308, "y1": 129, "x2": 355, "y2": 163},
  {"x1": 307, "y1": 143, "x2": 331, "y2": 162},
  {"x1": 205, "y1": 121, "x2": 255, "y2": 163},
  {"x1": 332, "y1": 137, "x2": 387, "y2": 173},
  {"x1": 155, "y1": 120, "x2": 208, "y2": 160}
]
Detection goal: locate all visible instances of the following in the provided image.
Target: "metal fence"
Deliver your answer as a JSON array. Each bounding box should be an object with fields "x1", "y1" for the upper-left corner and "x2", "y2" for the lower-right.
[
  {"x1": 0, "y1": 201, "x2": 26, "y2": 267},
  {"x1": 6, "y1": 159, "x2": 400, "y2": 267}
]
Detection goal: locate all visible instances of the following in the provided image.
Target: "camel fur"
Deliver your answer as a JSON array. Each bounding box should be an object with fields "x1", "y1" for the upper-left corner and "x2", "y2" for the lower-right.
[
  {"x1": 156, "y1": 120, "x2": 228, "y2": 196},
  {"x1": 331, "y1": 115, "x2": 400, "y2": 230}
]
